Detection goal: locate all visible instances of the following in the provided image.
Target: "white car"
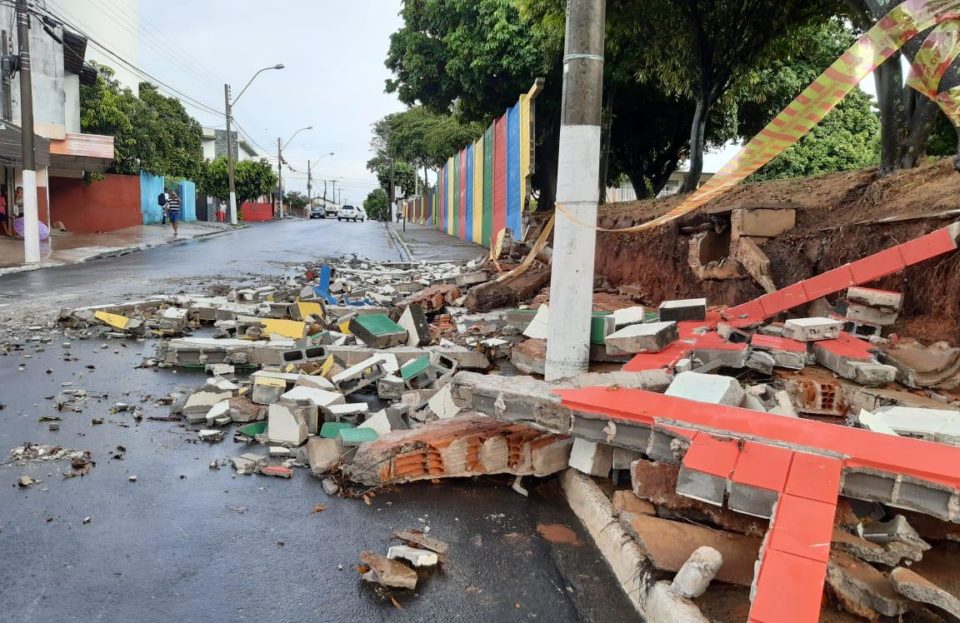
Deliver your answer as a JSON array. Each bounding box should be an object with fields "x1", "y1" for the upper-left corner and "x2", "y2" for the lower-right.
[{"x1": 338, "y1": 205, "x2": 363, "y2": 222}]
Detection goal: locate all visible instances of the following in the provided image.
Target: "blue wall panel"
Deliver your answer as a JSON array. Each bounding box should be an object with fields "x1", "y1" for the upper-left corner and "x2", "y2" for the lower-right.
[
  {"x1": 140, "y1": 172, "x2": 165, "y2": 224},
  {"x1": 506, "y1": 102, "x2": 521, "y2": 238},
  {"x1": 178, "y1": 180, "x2": 197, "y2": 222}
]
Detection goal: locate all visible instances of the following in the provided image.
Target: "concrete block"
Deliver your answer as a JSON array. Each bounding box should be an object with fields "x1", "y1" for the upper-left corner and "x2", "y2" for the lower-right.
[
  {"x1": 512, "y1": 338, "x2": 546, "y2": 375},
  {"x1": 398, "y1": 304, "x2": 430, "y2": 346},
  {"x1": 665, "y1": 371, "x2": 744, "y2": 406},
  {"x1": 845, "y1": 302, "x2": 898, "y2": 326},
  {"x1": 267, "y1": 403, "x2": 307, "y2": 446},
  {"x1": 306, "y1": 437, "x2": 341, "y2": 475},
  {"x1": 198, "y1": 429, "x2": 224, "y2": 442},
  {"x1": 280, "y1": 386, "x2": 344, "y2": 410},
  {"x1": 612, "y1": 306, "x2": 646, "y2": 330},
  {"x1": 183, "y1": 389, "x2": 232, "y2": 416},
  {"x1": 331, "y1": 355, "x2": 387, "y2": 394},
  {"x1": 745, "y1": 350, "x2": 776, "y2": 375},
  {"x1": 769, "y1": 391, "x2": 798, "y2": 417},
  {"x1": 612, "y1": 448, "x2": 642, "y2": 471},
  {"x1": 427, "y1": 384, "x2": 461, "y2": 420},
  {"x1": 658, "y1": 298, "x2": 707, "y2": 322},
  {"x1": 252, "y1": 376, "x2": 286, "y2": 405},
  {"x1": 826, "y1": 552, "x2": 908, "y2": 619},
  {"x1": 358, "y1": 410, "x2": 392, "y2": 436},
  {"x1": 387, "y1": 545, "x2": 439, "y2": 568},
  {"x1": 890, "y1": 568, "x2": 960, "y2": 620},
  {"x1": 349, "y1": 313, "x2": 408, "y2": 349},
  {"x1": 338, "y1": 426, "x2": 378, "y2": 446},
  {"x1": 376, "y1": 375, "x2": 405, "y2": 400},
  {"x1": 782, "y1": 317, "x2": 843, "y2": 341},
  {"x1": 732, "y1": 207, "x2": 795, "y2": 238},
  {"x1": 676, "y1": 465, "x2": 727, "y2": 506},
  {"x1": 325, "y1": 402, "x2": 369, "y2": 421},
  {"x1": 847, "y1": 286, "x2": 902, "y2": 310},
  {"x1": 228, "y1": 396, "x2": 264, "y2": 423},
  {"x1": 568, "y1": 439, "x2": 613, "y2": 478},
  {"x1": 605, "y1": 321, "x2": 679, "y2": 354},
  {"x1": 204, "y1": 400, "x2": 231, "y2": 427}
]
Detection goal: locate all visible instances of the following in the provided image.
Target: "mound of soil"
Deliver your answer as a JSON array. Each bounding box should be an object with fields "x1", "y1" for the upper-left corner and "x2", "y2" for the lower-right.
[{"x1": 592, "y1": 159, "x2": 960, "y2": 345}]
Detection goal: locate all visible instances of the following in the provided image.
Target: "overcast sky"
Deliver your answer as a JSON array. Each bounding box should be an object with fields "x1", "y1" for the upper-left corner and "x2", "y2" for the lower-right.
[{"x1": 50, "y1": 0, "x2": 405, "y2": 205}]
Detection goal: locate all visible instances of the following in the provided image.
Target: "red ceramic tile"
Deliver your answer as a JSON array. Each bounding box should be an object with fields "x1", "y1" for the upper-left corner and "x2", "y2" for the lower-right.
[
  {"x1": 750, "y1": 549, "x2": 827, "y2": 623},
  {"x1": 554, "y1": 386, "x2": 960, "y2": 491},
  {"x1": 621, "y1": 340, "x2": 692, "y2": 372},
  {"x1": 800, "y1": 266, "x2": 855, "y2": 301},
  {"x1": 721, "y1": 299, "x2": 765, "y2": 324},
  {"x1": 681, "y1": 433, "x2": 741, "y2": 478},
  {"x1": 785, "y1": 453, "x2": 842, "y2": 503},
  {"x1": 731, "y1": 442, "x2": 793, "y2": 492},
  {"x1": 848, "y1": 246, "x2": 905, "y2": 283},
  {"x1": 693, "y1": 332, "x2": 749, "y2": 352},
  {"x1": 768, "y1": 494, "x2": 836, "y2": 563},
  {"x1": 751, "y1": 334, "x2": 808, "y2": 354},
  {"x1": 814, "y1": 333, "x2": 874, "y2": 361},
  {"x1": 759, "y1": 282, "x2": 808, "y2": 317},
  {"x1": 899, "y1": 227, "x2": 957, "y2": 265}
]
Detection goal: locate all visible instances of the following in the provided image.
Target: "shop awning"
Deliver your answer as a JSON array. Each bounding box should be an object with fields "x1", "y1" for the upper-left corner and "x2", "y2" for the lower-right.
[
  {"x1": 0, "y1": 122, "x2": 50, "y2": 168},
  {"x1": 49, "y1": 133, "x2": 115, "y2": 172}
]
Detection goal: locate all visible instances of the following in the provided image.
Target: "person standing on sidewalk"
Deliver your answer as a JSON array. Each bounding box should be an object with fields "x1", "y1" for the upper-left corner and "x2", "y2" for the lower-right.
[
  {"x1": 0, "y1": 185, "x2": 9, "y2": 237},
  {"x1": 166, "y1": 190, "x2": 181, "y2": 236}
]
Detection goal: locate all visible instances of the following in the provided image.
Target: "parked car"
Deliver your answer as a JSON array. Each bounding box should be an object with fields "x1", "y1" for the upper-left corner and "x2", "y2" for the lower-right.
[
  {"x1": 338, "y1": 205, "x2": 363, "y2": 222},
  {"x1": 324, "y1": 204, "x2": 339, "y2": 218},
  {"x1": 309, "y1": 206, "x2": 325, "y2": 219}
]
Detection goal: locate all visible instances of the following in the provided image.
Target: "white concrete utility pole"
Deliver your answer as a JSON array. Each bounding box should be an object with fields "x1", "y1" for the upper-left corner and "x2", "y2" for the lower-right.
[
  {"x1": 16, "y1": 0, "x2": 39, "y2": 264},
  {"x1": 545, "y1": 0, "x2": 606, "y2": 382}
]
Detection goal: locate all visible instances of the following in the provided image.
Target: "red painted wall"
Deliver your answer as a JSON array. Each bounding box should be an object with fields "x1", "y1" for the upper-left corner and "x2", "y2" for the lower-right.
[
  {"x1": 493, "y1": 116, "x2": 507, "y2": 240},
  {"x1": 242, "y1": 202, "x2": 273, "y2": 222},
  {"x1": 49, "y1": 174, "x2": 142, "y2": 233}
]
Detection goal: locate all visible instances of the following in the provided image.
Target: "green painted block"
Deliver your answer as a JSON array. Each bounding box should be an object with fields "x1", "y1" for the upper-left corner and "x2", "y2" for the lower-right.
[
  {"x1": 353, "y1": 313, "x2": 404, "y2": 335},
  {"x1": 320, "y1": 422, "x2": 354, "y2": 438},
  {"x1": 590, "y1": 313, "x2": 615, "y2": 345},
  {"x1": 236, "y1": 421, "x2": 267, "y2": 437},
  {"x1": 401, "y1": 355, "x2": 431, "y2": 381},
  {"x1": 338, "y1": 427, "x2": 378, "y2": 446},
  {"x1": 349, "y1": 313, "x2": 407, "y2": 348}
]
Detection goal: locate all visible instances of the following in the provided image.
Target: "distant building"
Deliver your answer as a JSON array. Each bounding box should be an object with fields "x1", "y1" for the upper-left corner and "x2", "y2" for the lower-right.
[
  {"x1": 605, "y1": 170, "x2": 716, "y2": 203},
  {"x1": 201, "y1": 128, "x2": 260, "y2": 162}
]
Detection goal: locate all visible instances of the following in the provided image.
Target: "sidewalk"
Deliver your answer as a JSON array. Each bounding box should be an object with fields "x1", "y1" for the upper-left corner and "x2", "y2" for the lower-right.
[
  {"x1": 0, "y1": 221, "x2": 241, "y2": 276},
  {"x1": 389, "y1": 222, "x2": 486, "y2": 263}
]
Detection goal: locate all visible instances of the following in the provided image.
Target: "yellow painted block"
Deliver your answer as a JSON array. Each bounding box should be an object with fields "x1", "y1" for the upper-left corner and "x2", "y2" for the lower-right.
[
  {"x1": 338, "y1": 320, "x2": 352, "y2": 335},
  {"x1": 297, "y1": 301, "x2": 325, "y2": 320},
  {"x1": 259, "y1": 318, "x2": 306, "y2": 339},
  {"x1": 254, "y1": 376, "x2": 286, "y2": 389},
  {"x1": 319, "y1": 355, "x2": 335, "y2": 378},
  {"x1": 94, "y1": 310, "x2": 130, "y2": 331}
]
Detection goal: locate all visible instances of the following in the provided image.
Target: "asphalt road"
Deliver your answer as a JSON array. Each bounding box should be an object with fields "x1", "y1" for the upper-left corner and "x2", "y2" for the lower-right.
[{"x1": 0, "y1": 218, "x2": 636, "y2": 622}]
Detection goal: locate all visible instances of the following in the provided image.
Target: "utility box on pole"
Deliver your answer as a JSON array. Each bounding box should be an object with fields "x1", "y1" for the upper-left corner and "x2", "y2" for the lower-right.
[{"x1": 545, "y1": 0, "x2": 606, "y2": 381}]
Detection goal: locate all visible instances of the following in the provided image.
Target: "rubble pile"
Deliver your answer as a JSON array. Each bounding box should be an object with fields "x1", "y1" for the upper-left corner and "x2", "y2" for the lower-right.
[{"x1": 50, "y1": 227, "x2": 960, "y2": 619}]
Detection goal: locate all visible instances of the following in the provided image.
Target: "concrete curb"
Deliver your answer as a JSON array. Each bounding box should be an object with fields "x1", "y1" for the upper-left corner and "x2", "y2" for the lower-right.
[
  {"x1": 385, "y1": 223, "x2": 413, "y2": 262},
  {"x1": 0, "y1": 224, "x2": 245, "y2": 277},
  {"x1": 560, "y1": 468, "x2": 649, "y2": 616}
]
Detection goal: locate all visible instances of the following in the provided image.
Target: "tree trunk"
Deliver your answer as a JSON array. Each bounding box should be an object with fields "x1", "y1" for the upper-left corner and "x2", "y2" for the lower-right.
[
  {"x1": 598, "y1": 85, "x2": 616, "y2": 204},
  {"x1": 682, "y1": 96, "x2": 708, "y2": 193},
  {"x1": 533, "y1": 113, "x2": 560, "y2": 210},
  {"x1": 875, "y1": 52, "x2": 905, "y2": 175},
  {"x1": 899, "y1": 94, "x2": 939, "y2": 169}
]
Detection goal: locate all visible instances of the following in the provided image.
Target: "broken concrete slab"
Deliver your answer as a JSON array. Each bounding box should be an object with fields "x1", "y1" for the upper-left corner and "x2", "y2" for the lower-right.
[
  {"x1": 847, "y1": 286, "x2": 903, "y2": 310},
  {"x1": 665, "y1": 371, "x2": 745, "y2": 407},
  {"x1": 228, "y1": 396, "x2": 264, "y2": 423},
  {"x1": 324, "y1": 402, "x2": 369, "y2": 421},
  {"x1": 731, "y1": 207, "x2": 796, "y2": 238},
  {"x1": 231, "y1": 452, "x2": 267, "y2": 475},
  {"x1": 845, "y1": 302, "x2": 899, "y2": 327},
  {"x1": 511, "y1": 338, "x2": 546, "y2": 375},
  {"x1": 392, "y1": 531, "x2": 449, "y2": 562},
  {"x1": 831, "y1": 528, "x2": 925, "y2": 567},
  {"x1": 358, "y1": 410, "x2": 392, "y2": 436},
  {"x1": 398, "y1": 304, "x2": 430, "y2": 347},
  {"x1": 658, "y1": 298, "x2": 707, "y2": 322},
  {"x1": 605, "y1": 321, "x2": 679, "y2": 355},
  {"x1": 359, "y1": 551, "x2": 418, "y2": 590},
  {"x1": 305, "y1": 437, "x2": 341, "y2": 475},
  {"x1": 883, "y1": 339, "x2": 960, "y2": 390},
  {"x1": 252, "y1": 375, "x2": 286, "y2": 405},
  {"x1": 826, "y1": 551, "x2": 907, "y2": 619},
  {"x1": 890, "y1": 567, "x2": 960, "y2": 621},
  {"x1": 612, "y1": 306, "x2": 646, "y2": 330},
  {"x1": 522, "y1": 304, "x2": 550, "y2": 339},
  {"x1": 204, "y1": 400, "x2": 231, "y2": 427},
  {"x1": 267, "y1": 403, "x2": 308, "y2": 447},
  {"x1": 427, "y1": 384, "x2": 462, "y2": 420},
  {"x1": 782, "y1": 317, "x2": 843, "y2": 342},
  {"x1": 568, "y1": 439, "x2": 613, "y2": 478},
  {"x1": 387, "y1": 545, "x2": 439, "y2": 568},
  {"x1": 859, "y1": 406, "x2": 960, "y2": 446},
  {"x1": 860, "y1": 514, "x2": 932, "y2": 553}
]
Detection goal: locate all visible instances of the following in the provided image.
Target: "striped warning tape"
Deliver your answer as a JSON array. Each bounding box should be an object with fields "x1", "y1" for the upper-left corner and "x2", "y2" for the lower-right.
[{"x1": 557, "y1": 0, "x2": 960, "y2": 234}]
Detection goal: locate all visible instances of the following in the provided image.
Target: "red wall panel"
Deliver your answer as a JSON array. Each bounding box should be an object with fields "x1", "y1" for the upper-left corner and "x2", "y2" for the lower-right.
[
  {"x1": 241, "y1": 202, "x2": 274, "y2": 222},
  {"x1": 49, "y1": 174, "x2": 142, "y2": 233},
  {"x1": 493, "y1": 115, "x2": 507, "y2": 241}
]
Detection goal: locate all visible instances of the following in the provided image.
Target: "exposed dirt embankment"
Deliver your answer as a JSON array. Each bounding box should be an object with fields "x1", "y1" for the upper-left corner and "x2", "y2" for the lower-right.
[{"x1": 594, "y1": 159, "x2": 960, "y2": 344}]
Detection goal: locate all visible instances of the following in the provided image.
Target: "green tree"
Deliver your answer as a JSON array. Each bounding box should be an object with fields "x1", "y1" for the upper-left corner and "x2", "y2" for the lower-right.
[
  {"x1": 199, "y1": 157, "x2": 277, "y2": 206},
  {"x1": 363, "y1": 188, "x2": 391, "y2": 222},
  {"x1": 284, "y1": 191, "x2": 310, "y2": 211},
  {"x1": 751, "y1": 88, "x2": 880, "y2": 181},
  {"x1": 80, "y1": 64, "x2": 203, "y2": 179},
  {"x1": 373, "y1": 106, "x2": 484, "y2": 173},
  {"x1": 365, "y1": 155, "x2": 421, "y2": 200}
]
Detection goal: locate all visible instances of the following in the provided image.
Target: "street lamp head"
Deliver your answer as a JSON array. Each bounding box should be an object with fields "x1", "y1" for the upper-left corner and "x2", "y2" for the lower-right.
[{"x1": 274, "y1": 64, "x2": 285, "y2": 70}]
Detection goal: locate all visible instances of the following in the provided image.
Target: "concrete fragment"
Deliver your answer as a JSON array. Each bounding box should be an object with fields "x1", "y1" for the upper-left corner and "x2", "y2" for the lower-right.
[
  {"x1": 644, "y1": 582, "x2": 710, "y2": 623},
  {"x1": 232, "y1": 452, "x2": 267, "y2": 475},
  {"x1": 204, "y1": 400, "x2": 231, "y2": 427},
  {"x1": 398, "y1": 304, "x2": 431, "y2": 347},
  {"x1": 376, "y1": 375, "x2": 405, "y2": 400},
  {"x1": 359, "y1": 551, "x2": 417, "y2": 590},
  {"x1": 847, "y1": 286, "x2": 902, "y2": 310},
  {"x1": 732, "y1": 207, "x2": 795, "y2": 238},
  {"x1": 183, "y1": 389, "x2": 232, "y2": 415},
  {"x1": 611, "y1": 490, "x2": 656, "y2": 517},
  {"x1": 228, "y1": 396, "x2": 263, "y2": 423},
  {"x1": 522, "y1": 304, "x2": 550, "y2": 339},
  {"x1": 612, "y1": 306, "x2": 646, "y2": 329},
  {"x1": 331, "y1": 355, "x2": 387, "y2": 394},
  {"x1": 826, "y1": 552, "x2": 907, "y2": 618},
  {"x1": 325, "y1": 402, "x2": 369, "y2": 421},
  {"x1": 831, "y1": 529, "x2": 925, "y2": 567},
  {"x1": 845, "y1": 302, "x2": 899, "y2": 327},
  {"x1": 735, "y1": 236, "x2": 777, "y2": 293},
  {"x1": 890, "y1": 567, "x2": 960, "y2": 621},
  {"x1": 769, "y1": 391, "x2": 798, "y2": 417},
  {"x1": 305, "y1": 437, "x2": 341, "y2": 475},
  {"x1": 658, "y1": 298, "x2": 707, "y2": 322},
  {"x1": 252, "y1": 375, "x2": 286, "y2": 405},
  {"x1": 665, "y1": 371, "x2": 745, "y2": 407},
  {"x1": 860, "y1": 514, "x2": 931, "y2": 553},
  {"x1": 612, "y1": 447, "x2": 642, "y2": 470},
  {"x1": 260, "y1": 465, "x2": 293, "y2": 478},
  {"x1": 570, "y1": 370, "x2": 672, "y2": 392},
  {"x1": 511, "y1": 338, "x2": 546, "y2": 375},
  {"x1": 782, "y1": 317, "x2": 843, "y2": 341},
  {"x1": 267, "y1": 403, "x2": 308, "y2": 446},
  {"x1": 671, "y1": 546, "x2": 724, "y2": 599},
  {"x1": 745, "y1": 350, "x2": 777, "y2": 375},
  {"x1": 427, "y1": 384, "x2": 461, "y2": 420},
  {"x1": 568, "y1": 439, "x2": 613, "y2": 478},
  {"x1": 337, "y1": 427, "x2": 378, "y2": 446},
  {"x1": 605, "y1": 321, "x2": 679, "y2": 354},
  {"x1": 387, "y1": 545, "x2": 439, "y2": 568},
  {"x1": 392, "y1": 530, "x2": 449, "y2": 562},
  {"x1": 358, "y1": 410, "x2": 392, "y2": 436}
]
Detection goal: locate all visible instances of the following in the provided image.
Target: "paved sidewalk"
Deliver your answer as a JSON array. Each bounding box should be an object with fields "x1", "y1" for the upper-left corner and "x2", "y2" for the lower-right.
[
  {"x1": 390, "y1": 222, "x2": 486, "y2": 262},
  {"x1": 0, "y1": 221, "x2": 240, "y2": 275}
]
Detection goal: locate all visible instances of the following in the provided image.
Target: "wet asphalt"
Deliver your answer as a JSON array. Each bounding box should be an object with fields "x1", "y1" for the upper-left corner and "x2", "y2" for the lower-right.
[{"x1": 0, "y1": 219, "x2": 636, "y2": 622}]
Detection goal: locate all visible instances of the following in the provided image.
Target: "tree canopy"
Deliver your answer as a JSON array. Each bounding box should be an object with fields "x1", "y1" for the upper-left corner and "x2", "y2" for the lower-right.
[
  {"x1": 80, "y1": 64, "x2": 203, "y2": 180},
  {"x1": 363, "y1": 188, "x2": 391, "y2": 222},
  {"x1": 199, "y1": 157, "x2": 277, "y2": 206}
]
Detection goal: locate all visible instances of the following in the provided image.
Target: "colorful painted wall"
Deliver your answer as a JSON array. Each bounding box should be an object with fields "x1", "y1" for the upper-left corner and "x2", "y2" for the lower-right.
[
  {"x1": 402, "y1": 82, "x2": 540, "y2": 247},
  {"x1": 49, "y1": 174, "x2": 143, "y2": 233}
]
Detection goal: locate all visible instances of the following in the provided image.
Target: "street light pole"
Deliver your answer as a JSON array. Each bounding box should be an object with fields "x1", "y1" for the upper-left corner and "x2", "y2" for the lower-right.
[
  {"x1": 306, "y1": 152, "x2": 333, "y2": 207},
  {"x1": 224, "y1": 64, "x2": 284, "y2": 225},
  {"x1": 276, "y1": 126, "x2": 313, "y2": 219},
  {"x1": 16, "y1": 0, "x2": 39, "y2": 263}
]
